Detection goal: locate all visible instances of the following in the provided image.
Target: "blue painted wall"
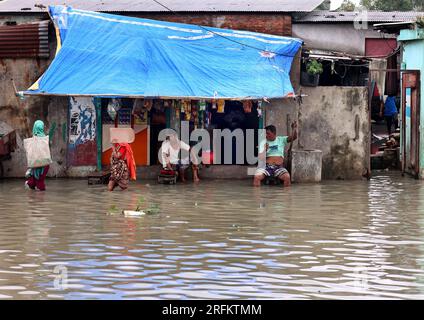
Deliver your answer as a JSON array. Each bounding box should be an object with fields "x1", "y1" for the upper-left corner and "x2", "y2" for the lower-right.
[{"x1": 399, "y1": 29, "x2": 424, "y2": 177}]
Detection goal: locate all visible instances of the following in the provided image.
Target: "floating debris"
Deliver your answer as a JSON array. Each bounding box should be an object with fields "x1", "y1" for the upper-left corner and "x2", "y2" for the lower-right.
[
  {"x1": 108, "y1": 197, "x2": 160, "y2": 216},
  {"x1": 122, "y1": 210, "x2": 146, "y2": 217}
]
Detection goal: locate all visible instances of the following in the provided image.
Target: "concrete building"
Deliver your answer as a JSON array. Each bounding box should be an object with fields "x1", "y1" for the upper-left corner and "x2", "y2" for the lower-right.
[
  {"x1": 286, "y1": 11, "x2": 424, "y2": 179},
  {"x1": 0, "y1": 0, "x2": 374, "y2": 181},
  {"x1": 0, "y1": 0, "x2": 325, "y2": 179},
  {"x1": 292, "y1": 10, "x2": 424, "y2": 56},
  {"x1": 368, "y1": 19, "x2": 424, "y2": 179},
  {"x1": 396, "y1": 24, "x2": 424, "y2": 179}
]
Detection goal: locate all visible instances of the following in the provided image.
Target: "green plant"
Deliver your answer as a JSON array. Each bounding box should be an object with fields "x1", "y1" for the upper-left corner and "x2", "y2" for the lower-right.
[
  {"x1": 306, "y1": 59, "x2": 323, "y2": 75},
  {"x1": 135, "y1": 196, "x2": 160, "y2": 214},
  {"x1": 107, "y1": 197, "x2": 160, "y2": 216},
  {"x1": 108, "y1": 204, "x2": 120, "y2": 215},
  {"x1": 135, "y1": 196, "x2": 145, "y2": 211}
]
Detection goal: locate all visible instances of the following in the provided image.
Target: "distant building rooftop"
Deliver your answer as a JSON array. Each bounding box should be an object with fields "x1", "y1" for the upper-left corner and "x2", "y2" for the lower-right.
[
  {"x1": 295, "y1": 10, "x2": 424, "y2": 23},
  {"x1": 0, "y1": 0, "x2": 324, "y2": 13}
]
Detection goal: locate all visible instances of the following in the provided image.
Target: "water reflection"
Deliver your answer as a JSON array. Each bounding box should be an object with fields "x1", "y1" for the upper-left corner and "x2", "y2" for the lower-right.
[{"x1": 1, "y1": 173, "x2": 424, "y2": 299}]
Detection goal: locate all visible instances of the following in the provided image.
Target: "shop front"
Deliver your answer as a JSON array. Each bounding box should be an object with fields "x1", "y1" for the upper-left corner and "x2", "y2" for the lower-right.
[
  {"x1": 21, "y1": 6, "x2": 302, "y2": 177},
  {"x1": 94, "y1": 97, "x2": 265, "y2": 170}
]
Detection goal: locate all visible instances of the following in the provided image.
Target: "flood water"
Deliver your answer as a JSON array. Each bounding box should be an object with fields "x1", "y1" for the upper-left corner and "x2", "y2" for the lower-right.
[{"x1": 1, "y1": 173, "x2": 424, "y2": 299}]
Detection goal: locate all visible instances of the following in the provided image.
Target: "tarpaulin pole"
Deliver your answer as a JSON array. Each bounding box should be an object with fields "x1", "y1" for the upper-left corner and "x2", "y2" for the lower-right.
[
  {"x1": 259, "y1": 104, "x2": 265, "y2": 129},
  {"x1": 93, "y1": 97, "x2": 102, "y2": 171},
  {"x1": 166, "y1": 107, "x2": 171, "y2": 129}
]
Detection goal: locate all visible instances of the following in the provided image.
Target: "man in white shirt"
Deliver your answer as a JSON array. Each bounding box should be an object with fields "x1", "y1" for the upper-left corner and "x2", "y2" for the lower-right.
[{"x1": 161, "y1": 132, "x2": 200, "y2": 182}]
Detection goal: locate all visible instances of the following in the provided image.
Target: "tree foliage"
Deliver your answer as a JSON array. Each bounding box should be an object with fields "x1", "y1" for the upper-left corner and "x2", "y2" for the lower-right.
[
  {"x1": 338, "y1": 0, "x2": 357, "y2": 11},
  {"x1": 316, "y1": 0, "x2": 331, "y2": 10},
  {"x1": 360, "y1": 0, "x2": 424, "y2": 11}
]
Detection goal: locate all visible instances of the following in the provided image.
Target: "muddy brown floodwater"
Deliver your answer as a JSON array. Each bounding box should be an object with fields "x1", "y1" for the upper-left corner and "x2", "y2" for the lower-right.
[{"x1": 1, "y1": 173, "x2": 424, "y2": 299}]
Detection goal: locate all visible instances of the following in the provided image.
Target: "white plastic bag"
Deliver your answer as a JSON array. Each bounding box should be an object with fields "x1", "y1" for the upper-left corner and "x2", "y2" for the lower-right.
[{"x1": 23, "y1": 136, "x2": 52, "y2": 168}]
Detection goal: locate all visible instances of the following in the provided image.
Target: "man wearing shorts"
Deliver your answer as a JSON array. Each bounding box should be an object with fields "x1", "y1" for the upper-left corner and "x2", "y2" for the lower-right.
[
  {"x1": 161, "y1": 131, "x2": 200, "y2": 182},
  {"x1": 253, "y1": 122, "x2": 297, "y2": 187}
]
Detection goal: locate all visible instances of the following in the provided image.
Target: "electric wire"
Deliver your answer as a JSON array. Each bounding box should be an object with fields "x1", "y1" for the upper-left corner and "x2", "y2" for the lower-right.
[{"x1": 149, "y1": 0, "x2": 298, "y2": 57}]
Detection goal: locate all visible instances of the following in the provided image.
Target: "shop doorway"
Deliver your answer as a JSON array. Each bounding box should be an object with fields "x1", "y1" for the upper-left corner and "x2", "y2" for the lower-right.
[
  {"x1": 210, "y1": 101, "x2": 260, "y2": 165},
  {"x1": 101, "y1": 98, "x2": 149, "y2": 167},
  {"x1": 149, "y1": 100, "x2": 167, "y2": 165},
  {"x1": 369, "y1": 71, "x2": 401, "y2": 173}
]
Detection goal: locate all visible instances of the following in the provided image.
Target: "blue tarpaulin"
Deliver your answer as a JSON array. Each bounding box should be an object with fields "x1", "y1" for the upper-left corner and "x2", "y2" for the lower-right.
[{"x1": 25, "y1": 6, "x2": 302, "y2": 99}]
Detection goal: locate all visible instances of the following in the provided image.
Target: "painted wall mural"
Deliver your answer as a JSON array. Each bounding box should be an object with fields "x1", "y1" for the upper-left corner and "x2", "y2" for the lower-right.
[
  {"x1": 69, "y1": 97, "x2": 96, "y2": 144},
  {"x1": 68, "y1": 97, "x2": 97, "y2": 166}
]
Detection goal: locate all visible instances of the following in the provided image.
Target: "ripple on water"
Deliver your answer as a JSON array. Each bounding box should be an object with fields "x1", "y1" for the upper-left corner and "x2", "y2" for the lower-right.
[{"x1": 1, "y1": 175, "x2": 424, "y2": 299}]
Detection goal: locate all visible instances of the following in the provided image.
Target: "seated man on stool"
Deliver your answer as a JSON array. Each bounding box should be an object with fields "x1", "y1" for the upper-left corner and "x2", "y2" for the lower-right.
[
  {"x1": 253, "y1": 122, "x2": 297, "y2": 187},
  {"x1": 161, "y1": 131, "x2": 200, "y2": 182}
]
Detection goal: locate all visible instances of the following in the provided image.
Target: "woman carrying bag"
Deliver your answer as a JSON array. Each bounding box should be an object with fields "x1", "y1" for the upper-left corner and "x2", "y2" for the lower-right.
[{"x1": 25, "y1": 120, "x2": 51, "y2": 191}]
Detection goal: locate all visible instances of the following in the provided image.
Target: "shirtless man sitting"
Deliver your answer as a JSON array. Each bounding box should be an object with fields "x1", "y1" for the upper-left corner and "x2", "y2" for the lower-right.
[{"x1": 253, "y1": 122, "x2": 297, "y2": 187}]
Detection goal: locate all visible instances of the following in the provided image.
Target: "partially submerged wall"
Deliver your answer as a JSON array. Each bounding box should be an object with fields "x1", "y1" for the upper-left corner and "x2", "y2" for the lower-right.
[
  {"x1": 298, "y1": 86, "x2": 370, "y2": 180},
  {"x1": 0, "y1": 18, "x2": 69, "y2": 177},
  {"x1": 2, "y1": 15, "x2": 370, "y2": 180},
  {"x1": 265, "y1": 98, "x2": 299, "y2": 144},
  {"x1": 67, "y1": 97, "x2": 97, "y2": 167},
  {"x1": 0, "y1": 95, "x2": 68, "y2": 178},
  {"x1": 255, "y1": 89, "x2": 370, "y2": 181}
]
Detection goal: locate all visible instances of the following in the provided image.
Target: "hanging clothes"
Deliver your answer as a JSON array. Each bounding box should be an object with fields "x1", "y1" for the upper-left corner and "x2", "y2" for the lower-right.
[
  {"x1": 243, "y1": 100, "x2": 252, "y2": 113},
  {"x1": 217, "y1": 100, "x2": 225, "y2": 113},
  {"x1": 144, "y1": 99, "x2": 153, "y2": 111},
  {"x1": 184, "y1": 100, "x2": 191, "y2": 121}
]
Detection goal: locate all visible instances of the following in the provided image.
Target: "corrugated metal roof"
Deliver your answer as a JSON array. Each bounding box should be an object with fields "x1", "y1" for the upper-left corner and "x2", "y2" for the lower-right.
[
  {"x1": 295, "y1": 10, "x2": 424, "y2": 23},
  {"x1": 0, "y1": 20, "x2": 49, "y2": 58},
  {"x1": 0, "y1": 0, "x2": 324, "y2": 13}
]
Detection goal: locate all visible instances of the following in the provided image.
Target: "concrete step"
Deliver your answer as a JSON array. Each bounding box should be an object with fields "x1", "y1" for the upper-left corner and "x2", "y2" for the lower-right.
[{"x1": 88, "y1": 171, "x2": 111, "y2": 185}]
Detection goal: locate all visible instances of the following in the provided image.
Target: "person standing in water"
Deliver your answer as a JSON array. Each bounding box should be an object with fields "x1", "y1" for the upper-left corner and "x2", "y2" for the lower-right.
[
  {"x1": 108, "y1": 140, "x2": 137, "y2": 191},
  {"x1": 25, "y1": 120, "x2": 50, "y2": 191},
  {"x1": 380, "y1": 95, "x2": 398, "y2": 135}
]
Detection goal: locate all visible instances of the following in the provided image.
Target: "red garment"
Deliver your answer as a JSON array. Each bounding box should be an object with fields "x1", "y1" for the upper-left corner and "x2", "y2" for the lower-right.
[
  {"x1": 160, "y1": 169, "x2": 177, "y2": 176},
  {"x1": 26, "y1": 165, "x2": 49, "y2": 191},
  {"x1": 116, "y1": 143, "x2": 136, "y2": 181}
]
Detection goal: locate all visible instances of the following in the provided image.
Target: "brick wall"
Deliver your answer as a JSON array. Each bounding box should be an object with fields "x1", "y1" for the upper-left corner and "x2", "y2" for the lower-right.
[
  {"x1": 127, "y1": 13, "x2": 292, "y2": 36},
  {"x1": 1, "y1": 12, "x2": 293, "y2": 36}
]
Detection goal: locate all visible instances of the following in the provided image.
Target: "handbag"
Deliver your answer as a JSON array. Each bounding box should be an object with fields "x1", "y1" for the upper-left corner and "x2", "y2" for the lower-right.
[{"x1": 23, "y1": 136, "x2": 52, "y2": 168}]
